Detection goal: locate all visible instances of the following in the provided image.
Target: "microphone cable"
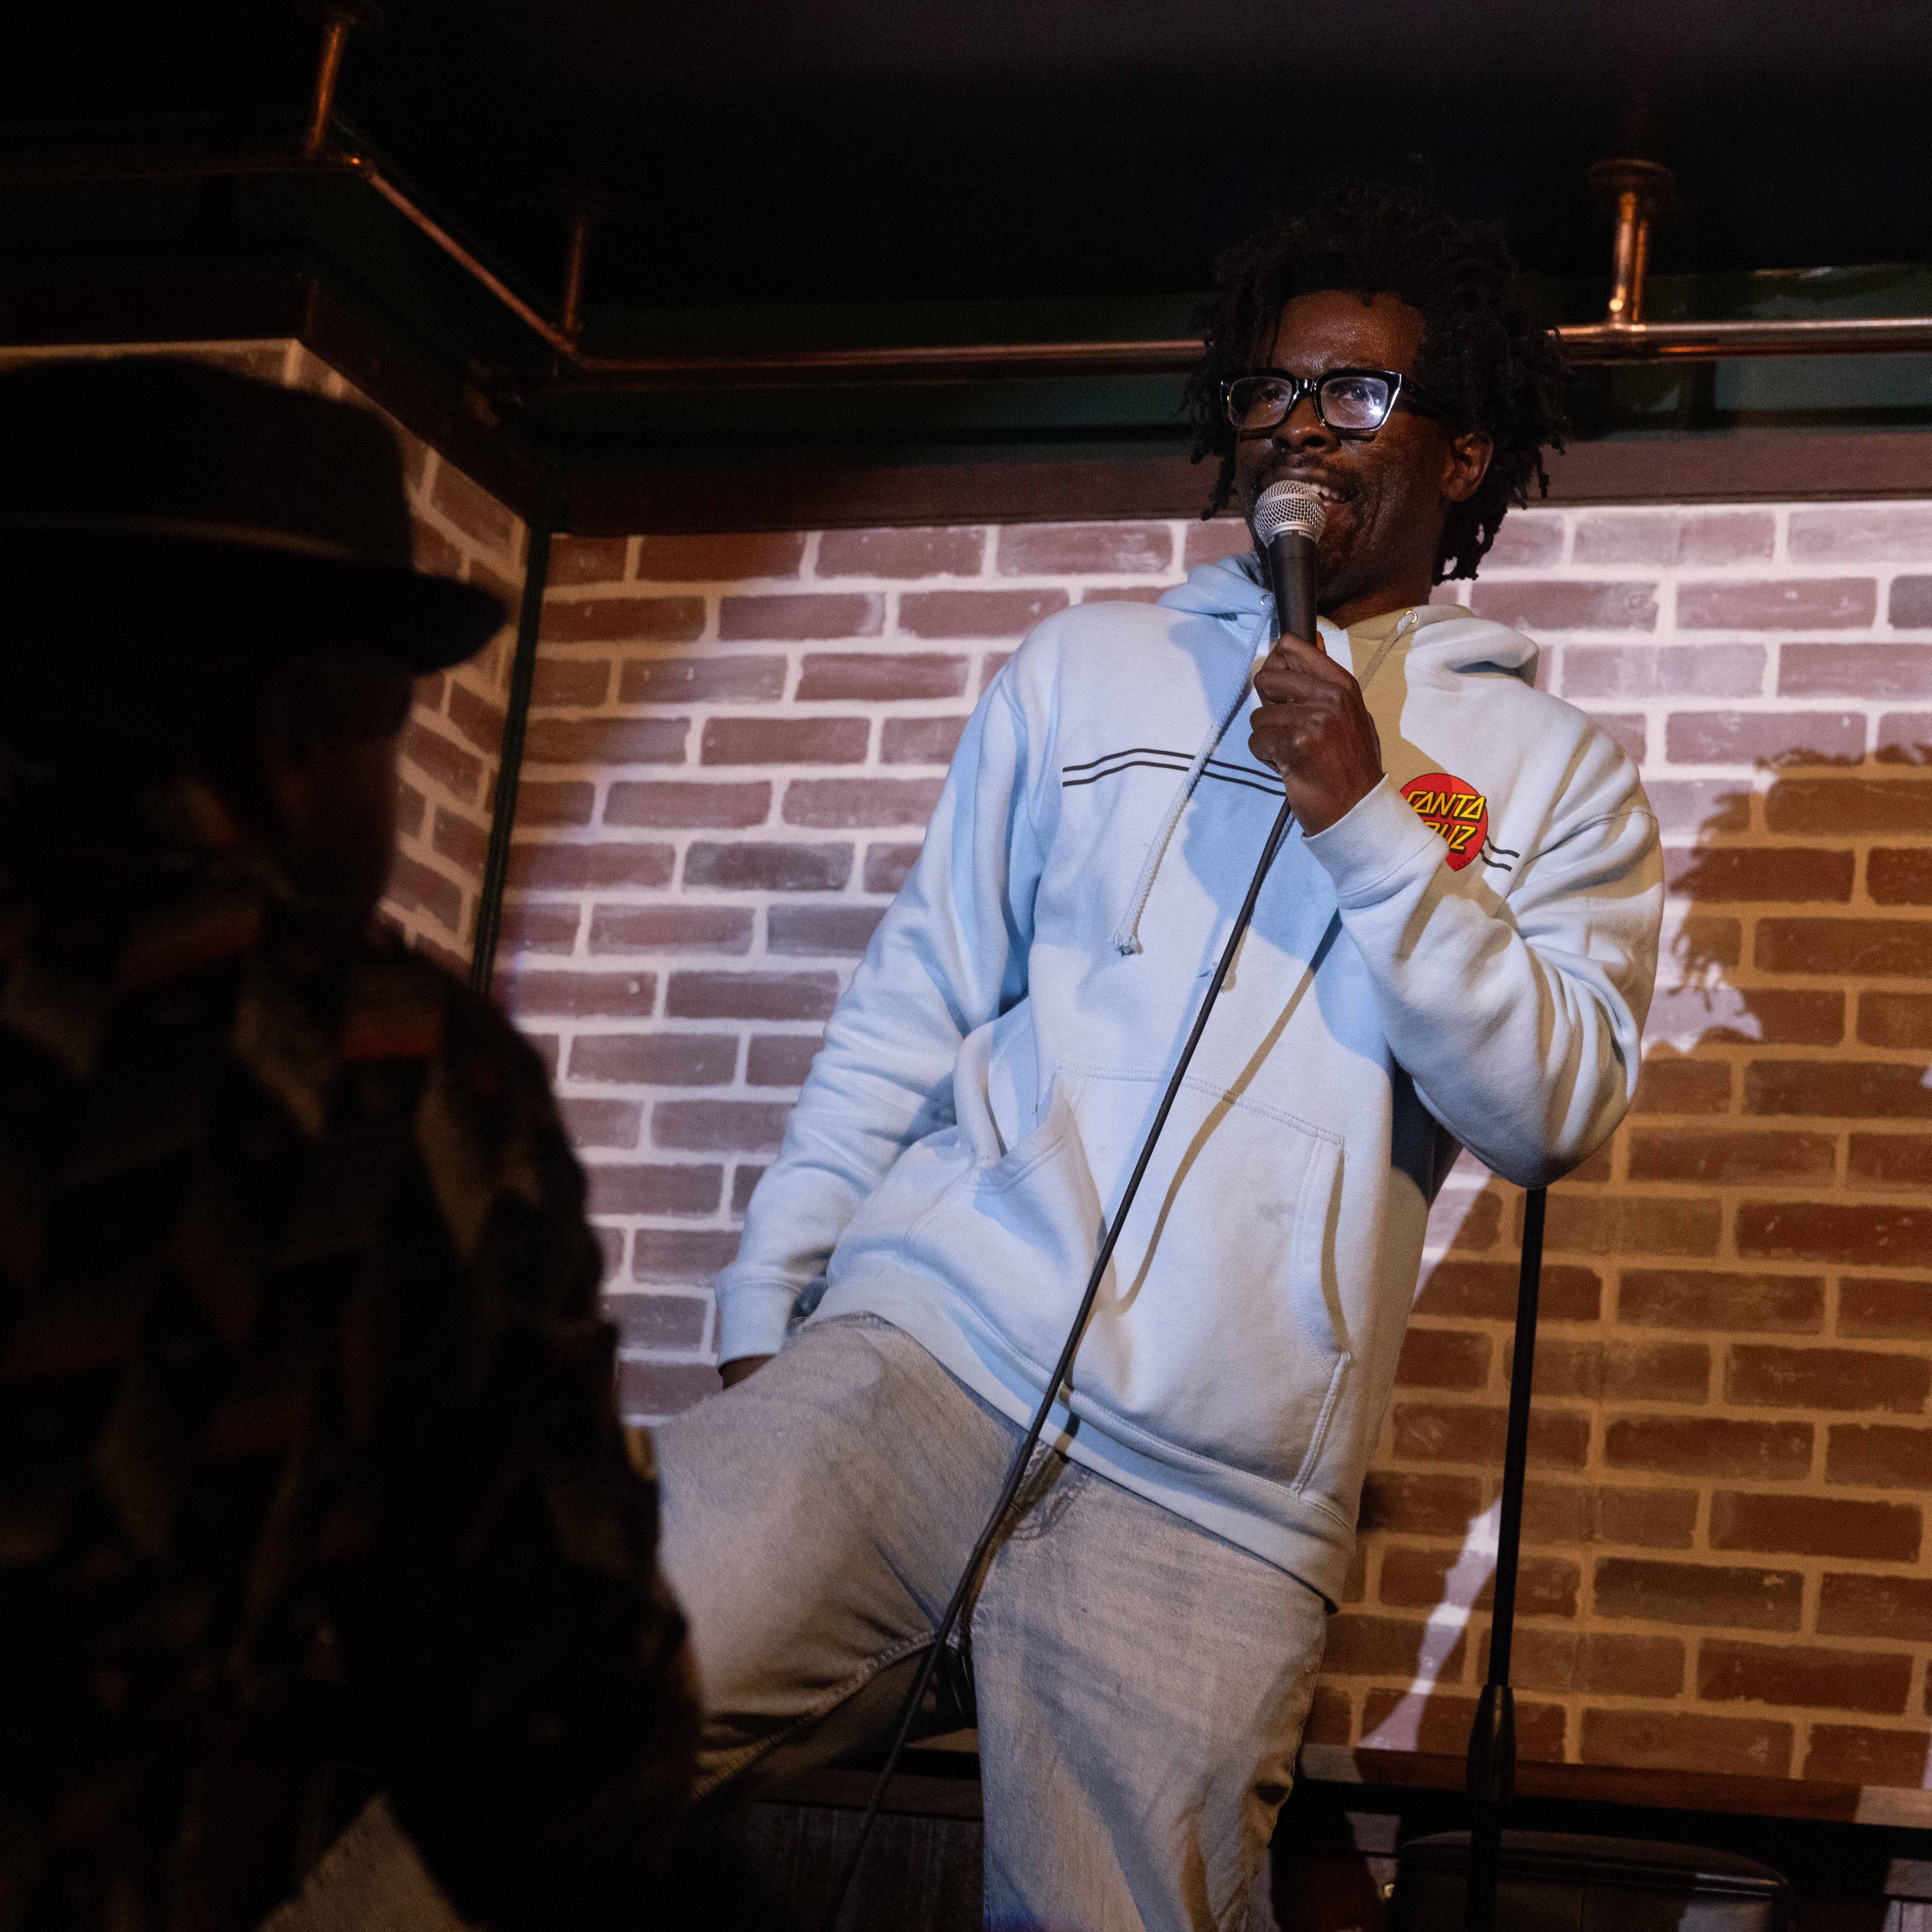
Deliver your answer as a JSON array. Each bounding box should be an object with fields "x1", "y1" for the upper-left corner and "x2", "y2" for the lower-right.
[{"x1": 818, "y1": 788, "x2": 1298, "y2": 1932}]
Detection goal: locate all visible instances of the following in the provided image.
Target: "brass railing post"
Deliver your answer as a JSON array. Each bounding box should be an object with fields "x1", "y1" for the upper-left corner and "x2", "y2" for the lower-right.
[
  {"x1": 1584, "y1": 158, "x2": 1679, "y2": 329},
  {"x1": 300, "y1": 1, "x2": 383, "y2": 160}
]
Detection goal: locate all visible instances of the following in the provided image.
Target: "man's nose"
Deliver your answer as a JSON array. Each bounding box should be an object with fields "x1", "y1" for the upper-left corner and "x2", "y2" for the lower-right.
[{"x1": 1274, "y1": 391, "x2": 1335, "y2": 448}]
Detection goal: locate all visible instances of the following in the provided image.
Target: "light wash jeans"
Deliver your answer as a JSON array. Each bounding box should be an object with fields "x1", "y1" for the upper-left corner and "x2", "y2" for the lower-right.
[{"x1": 654, "y1": 1314, "x2": 1330, "y2": 1932}]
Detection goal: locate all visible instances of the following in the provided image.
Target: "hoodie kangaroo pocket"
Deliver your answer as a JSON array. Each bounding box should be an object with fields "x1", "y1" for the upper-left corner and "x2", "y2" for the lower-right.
[{"x1": 909, "y1": 1062, "x2": 1352, "y2": 1497}]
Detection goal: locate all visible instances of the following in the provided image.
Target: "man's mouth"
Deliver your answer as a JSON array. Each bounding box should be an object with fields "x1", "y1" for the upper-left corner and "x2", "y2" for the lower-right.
[{"x1": 1251, "y1": 468, "x2": 1352, "y2": 511}]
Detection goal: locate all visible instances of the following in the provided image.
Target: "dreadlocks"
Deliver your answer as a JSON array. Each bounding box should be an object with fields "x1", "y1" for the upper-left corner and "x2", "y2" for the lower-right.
[{"x1": 1183, "y1": 183, "x2": 1569, "y2": 583}]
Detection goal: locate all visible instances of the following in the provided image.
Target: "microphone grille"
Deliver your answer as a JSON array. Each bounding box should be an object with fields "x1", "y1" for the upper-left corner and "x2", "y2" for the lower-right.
[{"x1": 1251, "y1": 481, "x2": 1328, "y2": 546}]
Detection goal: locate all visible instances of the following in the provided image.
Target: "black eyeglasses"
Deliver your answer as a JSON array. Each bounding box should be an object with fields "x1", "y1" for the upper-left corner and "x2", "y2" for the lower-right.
[{"x1": 1221, "y1": 366, "x2": 1454, "y2": 437}]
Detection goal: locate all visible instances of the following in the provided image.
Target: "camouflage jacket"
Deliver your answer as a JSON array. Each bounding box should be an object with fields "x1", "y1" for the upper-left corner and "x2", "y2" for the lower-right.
[{"x1": 0, "y1": 814, "x2": 692, "y2": 1932}]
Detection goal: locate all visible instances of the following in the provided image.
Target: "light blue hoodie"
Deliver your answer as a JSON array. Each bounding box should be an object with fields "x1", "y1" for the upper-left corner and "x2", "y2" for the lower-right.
[{"x1": 717, "y1": 554, "x2": 1662, "y2": 1604}]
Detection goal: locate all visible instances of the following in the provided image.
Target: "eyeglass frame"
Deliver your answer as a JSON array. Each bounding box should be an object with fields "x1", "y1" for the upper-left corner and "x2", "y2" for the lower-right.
[{"x1": 1220, "y1": 365, "x2": 1457, "y2": 438}]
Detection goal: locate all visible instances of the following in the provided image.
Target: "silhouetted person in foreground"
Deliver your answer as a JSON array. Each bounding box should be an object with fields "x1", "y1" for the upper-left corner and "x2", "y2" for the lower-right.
[{"x1": 0, "y1": 360, "x2": 695, "y2": 1932}]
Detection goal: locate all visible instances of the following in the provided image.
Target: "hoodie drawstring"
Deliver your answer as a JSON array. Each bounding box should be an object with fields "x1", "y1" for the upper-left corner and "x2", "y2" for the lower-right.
[{"x1": 1108, "y1": 607, "x2": 1419, "y2": 957}]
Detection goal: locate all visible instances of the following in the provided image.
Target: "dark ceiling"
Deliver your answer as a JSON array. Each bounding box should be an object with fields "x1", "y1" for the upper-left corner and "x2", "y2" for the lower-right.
[{"x1": 13, "y1": 0, "x2": 1932, "y2": 319}]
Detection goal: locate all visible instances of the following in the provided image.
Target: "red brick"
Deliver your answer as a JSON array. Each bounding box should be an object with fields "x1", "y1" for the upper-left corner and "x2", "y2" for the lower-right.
[
  {"x1": 1426, "y1": 1187, "x2": 1501, "y2": 1252},
  {"x1": 816, "y1": 526, "x2": 986, "y2": 577},
  {"x1": 403, "y1": 718, "x2": 484, "y2": 800},
  {"x1": 1666, "y1": 710, "x2": 1866, "y2": 765},
  {"x1": 996, "y1": 522, "x2": 1174, "y2": 576},
  {"x1": 431, "y1": 462, "x2": 517, "y2": 554},
  {"x1": 588, "y1": 1163, "x2": 723, "y2": 1217},
  {"x1": 796, "y1": 652, "x2": 969, "y2": 701},
  {"x1": 682, "y1": 842, "x2": 852, "y2": 892},
  {"x1": 617, "y1": 655, "x2": 787, "y2": 703},
  {"x1": 1676, "y1": 918, "x2": 1744, "y2": 969},
  {"x1": 617, "y1": 1358, "x2": 721, "y2": 1419},
  {"x1": 1804, "y1": 1726, "x2": 1932, "y2": 1787},
  {"x1": 1583, "y1": 1485, "x2": 1700, "y2": 1550},
  {"x1": 1360, "y1": 1690, "x2": 1567, "y2": 1761},
  {"x1": 1303, "y1": 1684, "x2": 1351, "y2": 1745},
  {"x1": 1678, "y1": 579, "x2": 1878, "y2": 630},
  {"x1": 783, "y1": 778, "x2": 944, "y2": 828},
  {"x1": 1580, "y1": 1709, "x2": 1791, "y2": 1778},
  {"x1": 863, "y1": 843, "x2": 924, "y2": 896},
  {"x1": 633, "y1": 533, "x2": 807, "y2": 581},
  {"x1": 1871, "y1": 717, "x2": 1932, "y2": 765},
  {"x1": 1790, "y1": 504, "x2": 1932, "y2": 562},
  {"x1": 718, "y1": 593, "x2": 880, "y2": 641},
  {"x1": 1782, "y1": 645, "x2": 1932, "y2": 699},
  {"x1": 746, "y1": 1034, "x2": 822, "y2": 1088},
  {"x1": 1889, "y1": 577, "x2": 1932, "y2": 627},
  {"x1": 524, "y1": 717, "x2": 689, "y2": 767},
  {"x1": 1850, "y1": 1135, "x2": 1932, "y2": 1188},
  {"x1": 1869, "y1": 848, "x2": 1932, "y2": 904},
  {"x1": 570, "y1": 1033, "x2": 738, "y2": 1088},
  {"x1": 1414, "y1": 1260, "x2": 1601, "y2": 1324},
  {"x1": 530, "y1": 656, "x2": 612, "y2": 707},
  {"x1": 604, "y1": 1292, "x2": 709, "y2": 1352},
  {"x1": 1543, "y1": 1193, "x2": 1720, "y2": 1257},
  {"x1": 1393, "y1": 1327, "x2": 1492, "y2": 1390},
  {"x1": 1390, "y1": 1402, "x2": 1588, "y2": 1470},
  {"x1": 1321, "y1": 1614, "x2": 1465, "y2": 1679},
  {"x1": 1604, "y1": 1416, "x2": 1811, "y2": 1481},
  {"x1": 585, "y1": 907, "x2": 754, "y2": 955},
  {"x1": 1766, "y1": 778, "x2": 1932, "y2": 835},
  {"x1": 1626, "y1": 1131, "x2": 1835, "y2": 1184},
  {"x1": 501, "y1": 971, "x2": 656, "y2": 1019},
  {"x1": 1593, "y1": 1558, "x2": 1803, "y2": 1631},
  {"x1": 1664, "y1": 846, "x2": 1853, "y2": 903},
  {"x1": 1630, "y1": 1059, "x2": 1734, "y2": 1115},
  {"x1": 514, "y1": 779, "x2": 596, "y2": 826},
  {"x1": 547, "y1": 535, "x2": 628, "y2": 587},
  {"x1": 898, "y1": 589, "x2": 1070, "y2": 638},
  {"x1": 509, "y1": 840, "x2": 675, "y2": 892},
  {"x1": 979, "y1": 652, "x2": 1014, "y2": 691},
  {"x1": 388, "y1": 854, "x2": 465, "y2": 933},
  {"x1": 1469, "y1": 581, "x2": 1658, "y2": 632},
  {"x1": 1378, "y1": 1546, "x2": 1578, "y2": 1618},
  {"x1": 652, "y1": 1099, "x2": 793, "y2": 1153},
  {"x1": 1745, "y1": 1060, "x2": 1932, "y2": 1118},
  {"x1": 1859, "y1": 992, "x2": 1932, "y2": 1049},
  {"x1": 498, "y1": 903, "x2": 578, "y2": 953},
  {"x1": 1600, "y1": 1342, "x2": 1711, "y2": 1403},
  {"x1": 1356, "y1": 1472, "x2": 1484, "y2": 1536},
  {"x1": 1728, "y1": 1343, "x2": 1931, "y2": 1415},
  {"x1": 1619, "y1": 1269, "x2": 1823, "y2": 1334},
  {"x1": 1563, "y1": 643, "x2": 1764, "y2": 700},
  {"x1": 1700, "y1": 1641, "x2": 1911, "y2": 1715},
  {"x1": 666, "y1": 971, "x2": 840, "y2": 1021},
  {"x1": 1182, "y1": 520, "x2": 1253, "y2": 570},
  {"x1": 700, "y1": 717, "x2": 868, "y2": 766},
  {"x1": 431, "y1": 808, "x2": 488, "y2": 875},
  {"x1": 882, "y1": 715, "x2": 969, "y2": 765},
  {"x1": 1840, "y1": 1277, "x2": 1932, "y2": 1338},
  {"x1": 396, "y1": 778, "x2": 428, "y2": 841},
  {"x1": 560, "y1": 1098, "x2": 644, "y2": 1150},
  {"x1": 543, "y1": 595, "x2": 705, "y2": 645},
  {"x1": 731, "y1": 1166, "x2": 766, "y2": 1215},
  {"x1": 629, "y1": 1227, "x2": 742, "y2": 1281},
  {"x1": 1737, "y1": 1201, "x2": 1932, "y2": 1267},
  {"x1": 446, "y1": 684, "x2": 506, "y2": 760},
  {"x1": 1581, "y1": 712, "x2": 1647, "y2": 763},
  {"x1": 1647, "y1": 989, "x2": 1844, "y2": 1047},
  {"x1": 1827, "y1": 1425, "x2": 1932, "y2": 1489},
  {"x1": 1578, "y1": 1632, "x2": 1685, "y2": 1696},
  {"x1": 412, "y1": 517, "x2": 464, "y2": 579},
  {"x1": 1818, "y1": 1574, "x2": 1932, "y2": 1641},
  {"x1": 769, "y1": 905, "x2": 887, "y2": 955},
  {"x1": 1645, "y1": 780, "x2": 1751, "y2": 835},
  {"x1": 1756, "y1": 919, "x2": 1932, "y2": 977},
  {"x1": 605, "y1": 780, "x2": 771, "y2": 829},
  {"x1": 1712, "y1": 1489, "x2": 1920, "y2": 1561}
]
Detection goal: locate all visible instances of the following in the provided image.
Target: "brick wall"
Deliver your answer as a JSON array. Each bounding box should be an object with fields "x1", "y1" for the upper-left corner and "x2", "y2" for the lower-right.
[
  {"x1": 502, "y1": 502, "x2": 1932, "y2": 1798},
  {"x1": 0, "y1": 340, "x2": 524, "y2": 972}
]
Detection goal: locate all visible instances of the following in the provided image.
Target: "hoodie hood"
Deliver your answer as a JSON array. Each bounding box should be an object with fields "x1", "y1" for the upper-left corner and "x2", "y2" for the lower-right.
[{"x1": 1157, "y1": 551, "x2": 1541, "y2": 685}]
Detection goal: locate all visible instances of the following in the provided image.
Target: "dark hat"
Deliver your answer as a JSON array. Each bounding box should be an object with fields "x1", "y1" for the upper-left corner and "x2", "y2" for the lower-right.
[{"x1": 0, "y1": 355, "x2": 506, "y2": 674}]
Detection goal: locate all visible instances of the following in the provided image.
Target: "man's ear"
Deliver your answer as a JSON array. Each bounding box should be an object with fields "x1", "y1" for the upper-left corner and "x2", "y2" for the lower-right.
[{"x1": 1442, "y1": 430, "x2": 1494, "y2": 506}]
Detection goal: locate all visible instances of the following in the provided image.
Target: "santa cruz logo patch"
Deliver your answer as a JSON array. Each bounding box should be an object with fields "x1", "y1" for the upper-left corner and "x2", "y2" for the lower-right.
[{"x1": 1402, "y1": 771, "x2": 1489, "y2": 871}]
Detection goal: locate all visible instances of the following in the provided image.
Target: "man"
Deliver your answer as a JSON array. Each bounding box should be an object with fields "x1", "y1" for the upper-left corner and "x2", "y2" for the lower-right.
[
  {"x1": 0, "y1": 359, "x2": 695, "y2": 1932},
  {"x1": 657, "y1": 184, "x2": 1663, "y2": 1930}
]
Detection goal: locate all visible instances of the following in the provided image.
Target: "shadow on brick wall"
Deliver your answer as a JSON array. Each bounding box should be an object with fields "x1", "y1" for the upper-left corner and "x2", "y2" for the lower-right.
[{"x1": 1325, "y1": 746, "x2": 1932, "y2": 1792}]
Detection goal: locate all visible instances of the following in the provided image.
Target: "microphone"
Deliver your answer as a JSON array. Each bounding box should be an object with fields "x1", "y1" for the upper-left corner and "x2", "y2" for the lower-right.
[{"x1": 1251, "y1": 481, "x2": 1327, "y2": 648}]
